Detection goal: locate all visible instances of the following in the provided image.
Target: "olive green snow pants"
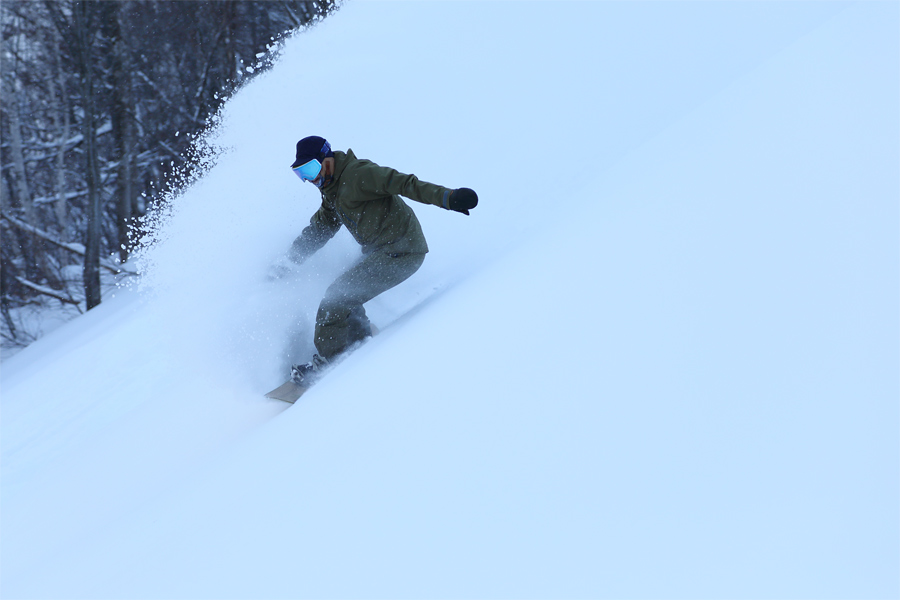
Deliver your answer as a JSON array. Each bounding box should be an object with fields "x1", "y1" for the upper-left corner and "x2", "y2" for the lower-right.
[{"x1": 315, "y1": 251, "x2": 426, "y2": 360}]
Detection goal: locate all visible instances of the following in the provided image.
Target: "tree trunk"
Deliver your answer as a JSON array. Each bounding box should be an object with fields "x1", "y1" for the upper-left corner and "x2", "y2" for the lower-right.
[
  {"x1": 49, "y1": 67, "x2": 70, "y2": 232},
  {"x1": 109, "y1": 1, "x2": 134, "y2": 263},
  {"x1": 74, "y1": 0, "x2": 102, "y2": 310},
  {"x1": 2, "y1": 75, "x2": 40, "y2": 282}
]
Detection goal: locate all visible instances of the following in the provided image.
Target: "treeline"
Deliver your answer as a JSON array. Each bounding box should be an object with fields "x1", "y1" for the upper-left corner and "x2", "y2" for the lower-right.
[{"x1": 1, "y1": 0, "x2": 338, "y2": 346}]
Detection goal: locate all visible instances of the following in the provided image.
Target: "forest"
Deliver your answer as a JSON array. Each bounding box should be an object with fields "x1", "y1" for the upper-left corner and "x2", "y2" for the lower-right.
[{"x1": 0, "y1": 0, "x2": 338, "y2": 351}]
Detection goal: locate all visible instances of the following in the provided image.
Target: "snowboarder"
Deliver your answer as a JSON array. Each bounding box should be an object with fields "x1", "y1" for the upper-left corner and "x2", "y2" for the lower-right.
[{"x1": 285, "y1": 136, "x2": 478, "y2": 386}]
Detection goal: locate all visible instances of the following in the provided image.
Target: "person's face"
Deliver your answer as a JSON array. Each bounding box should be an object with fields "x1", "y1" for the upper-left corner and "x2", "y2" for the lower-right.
[
  {"x1": 310, "y1": 157, "x2": 334, "y2": 188},
  {"x1": 309, "y1": 164, "x2": 324, "y2": 186}
]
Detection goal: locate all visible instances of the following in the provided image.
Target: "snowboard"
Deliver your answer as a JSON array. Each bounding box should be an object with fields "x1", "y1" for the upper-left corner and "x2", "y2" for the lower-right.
[
  {"x1": 265, "y1": 379, "x2": 308, "y2": 404},
  {"x1": 265, "y1": 324, "x2": 380, "y2": 404}
]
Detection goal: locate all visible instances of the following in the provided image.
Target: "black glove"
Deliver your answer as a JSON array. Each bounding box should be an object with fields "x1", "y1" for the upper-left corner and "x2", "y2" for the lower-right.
[{"x1": 448, "y1": 188, "x2": 478, "y2": 215}]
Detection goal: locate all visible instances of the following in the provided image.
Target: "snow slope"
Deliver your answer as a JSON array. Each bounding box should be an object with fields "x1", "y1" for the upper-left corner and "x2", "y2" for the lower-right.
[{"x1": 2, "y1": 2, "x2": 898, "y2": 598}]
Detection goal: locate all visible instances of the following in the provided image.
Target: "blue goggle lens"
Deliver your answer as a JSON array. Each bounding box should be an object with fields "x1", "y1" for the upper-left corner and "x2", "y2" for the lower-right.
[{"x1": 292, "y1": 159, "x2": 322, "y2": 182}]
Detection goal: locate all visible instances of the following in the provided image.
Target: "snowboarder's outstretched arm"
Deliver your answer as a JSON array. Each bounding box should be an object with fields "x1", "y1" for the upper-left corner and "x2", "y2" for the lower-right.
[{"x1": 354, "y1": 161, "x2": 478, "y2": 215}]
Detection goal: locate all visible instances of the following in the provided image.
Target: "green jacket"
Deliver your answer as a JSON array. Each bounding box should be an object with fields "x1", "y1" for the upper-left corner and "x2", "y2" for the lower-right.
[{"x1": 290, "y1": 149, "x2": 454, "y2": 262}]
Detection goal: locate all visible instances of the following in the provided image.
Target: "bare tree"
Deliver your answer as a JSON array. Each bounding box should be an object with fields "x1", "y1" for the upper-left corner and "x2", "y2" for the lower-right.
[{"x1": 1, "y1": 0, "x2": 342, "y2": 344}]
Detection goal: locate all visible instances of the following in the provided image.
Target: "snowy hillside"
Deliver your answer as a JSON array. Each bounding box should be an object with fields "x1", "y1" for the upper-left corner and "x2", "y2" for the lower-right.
[{"x1": 2, "y1": 2, "x2": 898, "y2": 598}]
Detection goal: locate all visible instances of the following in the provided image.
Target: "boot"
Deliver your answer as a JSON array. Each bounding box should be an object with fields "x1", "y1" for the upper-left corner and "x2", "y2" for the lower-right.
[{"x1": 290, "y1": 354, "x2": 328, "y2": 386}]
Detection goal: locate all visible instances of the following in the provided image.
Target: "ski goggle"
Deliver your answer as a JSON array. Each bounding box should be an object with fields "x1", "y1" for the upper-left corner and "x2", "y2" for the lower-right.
[{"x1": 292, "y1": 158, "x2": 322, "y2": 182}]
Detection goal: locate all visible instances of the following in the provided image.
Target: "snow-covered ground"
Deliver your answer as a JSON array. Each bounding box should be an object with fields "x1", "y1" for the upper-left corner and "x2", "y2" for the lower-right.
[{"x1": 2, "y1": 2, "x2": 898, "y2": 598}]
